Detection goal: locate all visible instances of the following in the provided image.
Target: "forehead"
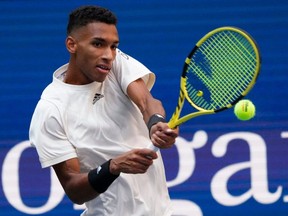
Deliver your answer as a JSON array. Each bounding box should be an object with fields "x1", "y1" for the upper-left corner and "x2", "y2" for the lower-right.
[{"x1": 73, "y1": 22, "x2": 119, "y2": 42}]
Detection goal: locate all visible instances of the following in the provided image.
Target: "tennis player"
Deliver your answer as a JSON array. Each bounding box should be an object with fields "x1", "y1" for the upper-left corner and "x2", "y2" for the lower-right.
[{"x1": 29, "y1": 5, "x2": 178, "y2": 216}]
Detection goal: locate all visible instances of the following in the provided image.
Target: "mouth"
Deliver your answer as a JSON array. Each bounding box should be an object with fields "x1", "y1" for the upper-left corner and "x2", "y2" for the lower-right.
[{"x1": 97, "y1": 64, "x2": 111, "y2": 73}]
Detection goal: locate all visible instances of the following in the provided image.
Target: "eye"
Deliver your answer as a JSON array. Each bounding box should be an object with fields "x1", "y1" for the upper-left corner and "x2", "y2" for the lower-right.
[
  {"x1": 111, "y1": 44, "x2": 119, "y2": 50},
  {"x1": 92, "y1": 41, "x2": 102, "y2": 47}
]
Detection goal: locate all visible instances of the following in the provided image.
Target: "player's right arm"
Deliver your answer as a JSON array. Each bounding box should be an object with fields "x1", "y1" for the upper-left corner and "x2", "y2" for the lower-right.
[
  {"x1": 52, "y1": 148, "x2": 157, "y2": 204},
  {"x1": 52, "y1": 158, "x2": 98, "y2": 205}
]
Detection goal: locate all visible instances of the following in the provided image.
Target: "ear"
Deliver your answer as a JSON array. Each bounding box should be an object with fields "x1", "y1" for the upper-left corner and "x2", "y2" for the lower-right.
[{"x1": 66, "y1": 36, "x2": 77, "y2": 53}]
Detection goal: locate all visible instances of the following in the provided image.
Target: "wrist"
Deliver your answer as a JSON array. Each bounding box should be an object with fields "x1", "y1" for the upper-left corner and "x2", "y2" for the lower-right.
[
  {"x1": 109, "y1": 159, "x2": 120, "y2": 175},
  {"x1": 147, "y1": 114, "x2": 166, "y2": 136},
  {"x1": 88, "y1": 159, "x2": 119, "y2": 193}
]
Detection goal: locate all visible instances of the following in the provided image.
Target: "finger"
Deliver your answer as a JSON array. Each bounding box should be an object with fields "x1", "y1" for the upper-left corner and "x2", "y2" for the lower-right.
[
  {"x1": 152, "y1": 131, "x2": 177, "y2": 148},
  {"x1": 126, "y1": 163, "x2": 149, "y2": 174},
  {"x1": 163, "y1": 128, "x2": 178, "y2": 137},
  {"x1": 134, "y1": 165, "x2": 150, "y2": 174},
  {"x1": 131, "y1": 155, "x2": 155, "y2": 173},
  {"x1": 153, "y1": 131, "x2": 170, "y2": 142},
  {"x1": 137, "y1": 149, "x2": 158, "y2": 159},
  {"x1": 119, "y1": 158, "x2": 149, "y2": 174},
  {"x1": 152, "y1": 136, "x2": 170, "y2": 149}
]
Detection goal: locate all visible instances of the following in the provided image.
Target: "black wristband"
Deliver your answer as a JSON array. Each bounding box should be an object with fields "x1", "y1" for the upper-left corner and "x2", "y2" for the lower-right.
[
  {"x1": 147, "y1": 114, "x2": 166, "y2": 135},
  {"x1": 88, "y1": 160, "x2": 119, "y2": 193}
]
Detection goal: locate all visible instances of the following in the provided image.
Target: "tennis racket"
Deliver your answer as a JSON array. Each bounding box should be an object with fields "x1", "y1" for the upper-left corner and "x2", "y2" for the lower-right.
[{"x1": 148, "y1": 26, "x2": 261, "y2": 151}]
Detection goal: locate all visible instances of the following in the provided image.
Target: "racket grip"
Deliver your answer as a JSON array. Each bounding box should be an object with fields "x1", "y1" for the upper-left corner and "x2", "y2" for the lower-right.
[{"x1": 146, "y1": 143, "x2": 159, "y2": 152}]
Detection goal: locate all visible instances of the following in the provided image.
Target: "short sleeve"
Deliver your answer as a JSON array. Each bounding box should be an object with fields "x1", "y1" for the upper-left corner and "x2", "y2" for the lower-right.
[
  {"x1": 29, "y1": 99, "x2": 77, "y2": 168},
  {"x1": 112, "y1": 49, "x2": 156, "y2": 94}
]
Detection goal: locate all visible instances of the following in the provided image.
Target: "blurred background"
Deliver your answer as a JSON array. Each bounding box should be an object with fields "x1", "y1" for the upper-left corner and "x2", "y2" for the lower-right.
[{"x1": 0, "y1": 0, "x2": 287, "y2": 215}]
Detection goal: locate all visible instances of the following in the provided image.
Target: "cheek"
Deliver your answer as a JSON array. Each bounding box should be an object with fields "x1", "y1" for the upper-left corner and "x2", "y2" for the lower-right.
[
  {"x1": 77, "y1": 45, "x2": 96, "y2": 59},
  {"x1": 76, "y1": 50, "x2": 95, "y2": 66}
]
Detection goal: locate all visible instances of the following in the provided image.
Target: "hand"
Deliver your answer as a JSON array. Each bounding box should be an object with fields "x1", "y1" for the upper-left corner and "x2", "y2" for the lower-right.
[
  {"x1": 109, "y1": 149, "x2": 158, "y2": 175},
  {"x1": 150, "y1": 122, "x2": 179, "y2": 149}
]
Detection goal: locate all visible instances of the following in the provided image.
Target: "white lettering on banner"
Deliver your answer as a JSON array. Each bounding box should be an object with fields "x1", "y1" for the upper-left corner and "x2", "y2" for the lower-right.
[
  {"x1": 167, "y1": 130, "x2": 207, "y2": 187},
  {"x1": 1, "y1": 140, "x2": 204, "y2": 216},
  {"x1": 2, "y1": 141, "x2": 65, "y2": 214},
  {"x1": 171, "y1": 199, "x2": 203, "y2": 216},
  {"x1": 1, "y1": 131, "x2": 287, "y2": 214},
  {"x1": 211, "y1": 132, "x2": 282, "y2": 206}
]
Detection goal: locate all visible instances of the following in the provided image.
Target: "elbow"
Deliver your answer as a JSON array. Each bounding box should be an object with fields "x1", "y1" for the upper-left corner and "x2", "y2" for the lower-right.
[
  {"x1": 68, "y1": 196, "x2": 85, "y2": 205},
  {"x1": 65, "y1": 187, "x2": 99, "y2": 205},
  {"x1": 67, "y1": 192, "x2": 95, "y2": 205},
  {"x1": 66, "y1": 192, "x2": 85, "y2": 205}
]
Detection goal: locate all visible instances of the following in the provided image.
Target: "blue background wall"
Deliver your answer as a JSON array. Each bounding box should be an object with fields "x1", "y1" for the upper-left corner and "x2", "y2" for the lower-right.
[{"x1": 0, "y1": 0, "x2": 288, "y2": 215}]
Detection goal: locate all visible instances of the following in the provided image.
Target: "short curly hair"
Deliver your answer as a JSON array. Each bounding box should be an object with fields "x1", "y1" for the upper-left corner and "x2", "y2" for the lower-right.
[{"x1": 67, "y1": 5, "x2": 117, "y2": 35}]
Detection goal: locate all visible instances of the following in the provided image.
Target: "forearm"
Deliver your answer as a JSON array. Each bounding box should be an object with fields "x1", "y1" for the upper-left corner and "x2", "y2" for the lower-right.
[
  {"x1": 126, "y1": 79, "x2": 166, "y2": 123},
  {"x1": 63, "y1": 172, "x2": 99, "y2": 205},
  {"x1": 53, "y1": 159, "x2": 118, "y2": 205},
  {"x1": 142, "y1": 97, "x2": 166, "y2": 124},
  {"x1": 127, "y1": 78, "x2": 178, "y2": 148}
]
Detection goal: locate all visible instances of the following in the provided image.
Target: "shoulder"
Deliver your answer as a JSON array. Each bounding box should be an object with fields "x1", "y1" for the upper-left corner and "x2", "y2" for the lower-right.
[
  {"x1": 114, "y1": 49, "x2": 149, "y2": 71},
  {"x1": 112, "y1": 49, "x2": 156, "y2": 92}
]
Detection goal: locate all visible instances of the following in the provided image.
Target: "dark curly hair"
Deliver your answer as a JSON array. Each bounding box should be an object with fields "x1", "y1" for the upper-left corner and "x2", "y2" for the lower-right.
[{"x1": 67, "y1": 5, "x2": 117, "y2": 35}]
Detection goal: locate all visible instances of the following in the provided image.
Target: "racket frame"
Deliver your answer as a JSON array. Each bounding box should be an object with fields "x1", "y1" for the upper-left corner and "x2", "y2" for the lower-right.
[{"x1": 167, "y1": 26, "x2": 261, "y2": 129}]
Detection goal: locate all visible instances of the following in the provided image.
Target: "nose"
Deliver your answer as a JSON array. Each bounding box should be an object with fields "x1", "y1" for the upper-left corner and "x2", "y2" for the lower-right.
[{"x1": 102, "y1": 47, "x2": 115, "y2": 62}]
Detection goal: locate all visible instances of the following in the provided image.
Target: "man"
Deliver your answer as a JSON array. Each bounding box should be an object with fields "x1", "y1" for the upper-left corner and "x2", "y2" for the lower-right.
[{"x1": 29, "y1": 5, "x2": 178, "y2": 216}]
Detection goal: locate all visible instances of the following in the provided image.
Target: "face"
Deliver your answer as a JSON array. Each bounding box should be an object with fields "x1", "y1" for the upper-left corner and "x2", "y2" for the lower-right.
[{"x1": 66, "y1": 22, "x2": 119, "y2": 84}]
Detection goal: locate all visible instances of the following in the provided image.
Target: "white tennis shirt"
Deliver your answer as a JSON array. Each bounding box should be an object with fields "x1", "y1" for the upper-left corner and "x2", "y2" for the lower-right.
[{"x1": 29, "y1": 49, "x2": 173, "y2": 216}]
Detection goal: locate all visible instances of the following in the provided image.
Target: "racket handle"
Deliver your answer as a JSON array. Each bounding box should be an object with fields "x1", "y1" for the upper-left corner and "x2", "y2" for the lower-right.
[{"x1": 146, "y1": 143, "x2": 159, "y2": 152}]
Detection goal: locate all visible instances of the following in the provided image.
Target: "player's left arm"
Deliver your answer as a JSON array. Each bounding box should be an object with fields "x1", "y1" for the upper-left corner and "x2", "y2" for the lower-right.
[{"x1": 127, "y1": 78, "x2": 178, "y2": 149}]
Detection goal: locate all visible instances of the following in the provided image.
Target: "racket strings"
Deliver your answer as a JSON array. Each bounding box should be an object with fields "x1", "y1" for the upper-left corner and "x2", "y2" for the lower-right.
[
  {"x1": 186, "y1": 30, "x2": 257, "y2": 110},
  {"x1": 204, "y1": 33, "x2": 255, "y2": 103},
  {"x1": 204, "y1": 32, "x2": 255, "y2": 86},
  {"x1": 219, "y1": 32, "x2": 257, "y2": 80}
]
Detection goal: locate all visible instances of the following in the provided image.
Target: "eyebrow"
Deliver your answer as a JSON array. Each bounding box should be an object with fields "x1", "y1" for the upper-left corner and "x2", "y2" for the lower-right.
[{"x1": 92, "y1": 37, "x2": 119, "y2": 44}]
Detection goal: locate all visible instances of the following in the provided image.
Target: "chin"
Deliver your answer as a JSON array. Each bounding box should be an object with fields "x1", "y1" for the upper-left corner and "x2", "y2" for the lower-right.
[{"x1": 95, "y1": 76, "x2": 107, "y2": 83}]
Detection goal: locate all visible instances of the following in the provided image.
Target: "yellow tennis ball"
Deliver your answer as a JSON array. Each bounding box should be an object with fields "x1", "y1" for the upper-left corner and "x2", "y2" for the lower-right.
[{"x1": 234, "y1": 99, "x2": 256, "y2": 121}]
